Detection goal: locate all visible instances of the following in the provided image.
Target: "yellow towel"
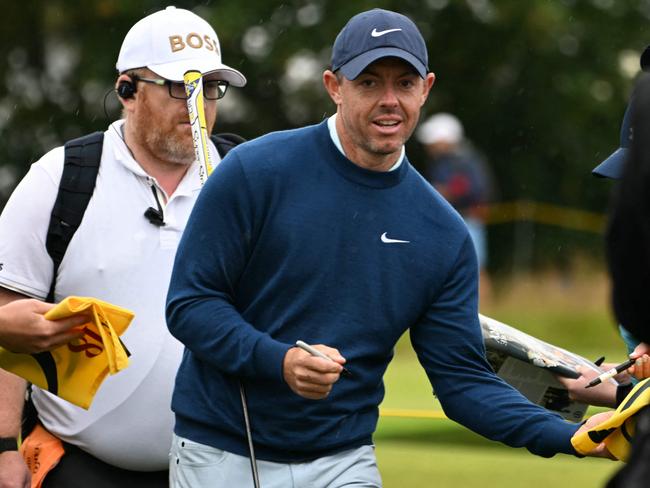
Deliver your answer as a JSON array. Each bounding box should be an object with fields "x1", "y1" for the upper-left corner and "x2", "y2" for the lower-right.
[
  {"x1": 0, "y1": 296, "x2": 133, "y2": 409},
  {"x1": 572, "y1": 378, "x2": 650, "y2": 461}
]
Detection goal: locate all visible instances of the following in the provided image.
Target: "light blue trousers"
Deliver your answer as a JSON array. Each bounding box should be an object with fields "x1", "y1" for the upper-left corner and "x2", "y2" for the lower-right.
[{"x1": 169, "y1": 434, "x2": 382, "y2": 488}]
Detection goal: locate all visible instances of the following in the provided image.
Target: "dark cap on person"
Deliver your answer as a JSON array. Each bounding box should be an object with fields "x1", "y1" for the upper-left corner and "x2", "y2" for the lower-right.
[
  {"x1": 593, "y1": 44, "x2": 650, "y2": 179},
  {"x1": 592, "y1": 101, "x2": 632, "y2": 179},
  {"x1": 331, "y1": 9, "x2": 428, "y2": 80}
]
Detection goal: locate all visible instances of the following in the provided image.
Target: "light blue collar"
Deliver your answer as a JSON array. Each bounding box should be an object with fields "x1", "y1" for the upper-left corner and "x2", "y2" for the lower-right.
[{"x1": 327, "y1": 115, "x2": 404, "y2": 172}]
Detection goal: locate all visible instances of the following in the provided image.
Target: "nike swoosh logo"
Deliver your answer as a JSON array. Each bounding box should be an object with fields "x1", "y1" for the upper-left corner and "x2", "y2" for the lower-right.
[
  {"x1": 381, "y1": 232, "x2": 410, "y2": 244},
  {"x1": 371, "y1": 28, "x2": 403, "y2": 38}
]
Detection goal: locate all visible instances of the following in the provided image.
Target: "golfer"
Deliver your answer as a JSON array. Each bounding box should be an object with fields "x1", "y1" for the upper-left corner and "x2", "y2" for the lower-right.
[{"x1": 166, "y1": 8, "x2": 609, "y2": 487}]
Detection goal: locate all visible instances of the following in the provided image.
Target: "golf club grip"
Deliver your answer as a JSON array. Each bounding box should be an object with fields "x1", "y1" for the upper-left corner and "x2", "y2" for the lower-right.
[{"x1": 183, "y1": 70, "x2": 213, "y2": 185}]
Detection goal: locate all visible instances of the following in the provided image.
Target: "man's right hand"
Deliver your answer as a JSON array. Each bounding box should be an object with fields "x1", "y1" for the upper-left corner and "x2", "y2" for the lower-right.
[
  {"x1": 0, "y1": 451, "x2": 29, "y2": 488},
  {"x1": 0, "y1": 298, "x2": 86, "y2": 354},
  {"x1": 282, "y1": 344, "x2": 346, "y2": 400}
]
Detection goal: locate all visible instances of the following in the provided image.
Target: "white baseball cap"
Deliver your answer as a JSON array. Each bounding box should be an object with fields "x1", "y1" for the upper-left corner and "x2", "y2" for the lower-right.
[
  {"x1": 116, "y1": 6, "x2": 246, "y2": 86},
  {"x1": 416, "y1": 113, "x2": 464, "y2": 145}
]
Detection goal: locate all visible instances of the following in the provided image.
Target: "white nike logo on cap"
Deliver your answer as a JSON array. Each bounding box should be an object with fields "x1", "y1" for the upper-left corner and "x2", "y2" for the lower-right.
[
  {"x1": 371, "y1": 28, "x2": 402, "y2": 37},
  {"x1": 381, "y1": 232, "x2": 410, "y2": 244}
]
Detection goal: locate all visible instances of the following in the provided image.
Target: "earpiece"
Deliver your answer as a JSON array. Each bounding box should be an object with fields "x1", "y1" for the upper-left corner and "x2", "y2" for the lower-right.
[{"x1": 116, "y1": 78, "x2": 136, "y2": 99}]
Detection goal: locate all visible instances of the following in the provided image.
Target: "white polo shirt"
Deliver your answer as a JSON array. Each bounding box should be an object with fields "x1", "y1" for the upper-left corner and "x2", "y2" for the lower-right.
[{"x1": 0, "y1": 120, "x2": 218, "y2": 470}]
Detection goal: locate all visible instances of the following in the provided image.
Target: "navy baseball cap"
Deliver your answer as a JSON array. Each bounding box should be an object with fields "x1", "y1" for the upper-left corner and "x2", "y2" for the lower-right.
[
  {"x1": 592, "y1": 101, "x2": 632, "y2": 179},
  {"x1": 593, "y1": 44, "x2": 650, "y2": 179},
  {"x1": 331, "y1": 9, "x2": 428, "y2": 80}
]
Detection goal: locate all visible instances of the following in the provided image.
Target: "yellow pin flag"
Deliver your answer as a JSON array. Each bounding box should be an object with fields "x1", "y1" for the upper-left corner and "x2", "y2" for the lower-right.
[
  {"x1": 184, "y1": 70, "x2": 213, "y2": 185},
  {"x1": 572, "y1": 378, "x2": 650, "y2": 461},
  {"x1": 0, "y1": 296, "x2": 133, "y2": 409}
]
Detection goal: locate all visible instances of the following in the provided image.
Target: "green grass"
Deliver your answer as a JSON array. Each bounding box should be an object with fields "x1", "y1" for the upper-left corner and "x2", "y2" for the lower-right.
[
  {"x1": 375, "y1": 418, "x2": 619, "y2": 487},
  {"x1": 375, "y1": 270, "x2": 626, "y2": 487}
]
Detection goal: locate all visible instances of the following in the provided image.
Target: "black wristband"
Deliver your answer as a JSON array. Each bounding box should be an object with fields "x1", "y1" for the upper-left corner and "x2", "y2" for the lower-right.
[{"x1": 0, "y1": 437, "x2": 17, "y2": 453}]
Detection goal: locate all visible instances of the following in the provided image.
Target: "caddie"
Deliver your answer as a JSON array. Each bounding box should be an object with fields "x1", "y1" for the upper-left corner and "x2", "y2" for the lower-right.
[{"x1": 0, "y1": 6, "x2": 246, "y2": 487}]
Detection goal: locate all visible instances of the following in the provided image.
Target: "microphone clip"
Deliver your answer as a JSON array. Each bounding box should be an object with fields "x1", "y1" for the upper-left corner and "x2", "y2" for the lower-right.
[{"x1": 144, "y1": 207, "x2": 165, "y2": 227}]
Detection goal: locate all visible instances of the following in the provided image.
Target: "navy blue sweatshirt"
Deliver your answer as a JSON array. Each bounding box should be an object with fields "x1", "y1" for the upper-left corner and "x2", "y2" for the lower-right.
[{"x1": 166, "y1": 120, "x2": 579, "y2": 462}]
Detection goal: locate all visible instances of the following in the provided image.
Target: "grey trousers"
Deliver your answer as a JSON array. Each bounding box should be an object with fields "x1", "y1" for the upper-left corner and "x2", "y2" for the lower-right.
[{"x1": 169, "y1": 434, "x2": 382, "y2": 488}]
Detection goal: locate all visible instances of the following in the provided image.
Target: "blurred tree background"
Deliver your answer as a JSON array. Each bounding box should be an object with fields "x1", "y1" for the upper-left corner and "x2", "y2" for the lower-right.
[{"x1": 1, "y1": 0, "x2": 648, "y2": 274}]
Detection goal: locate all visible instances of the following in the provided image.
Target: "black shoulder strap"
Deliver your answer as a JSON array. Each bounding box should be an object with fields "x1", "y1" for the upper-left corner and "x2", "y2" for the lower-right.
[
  {"x1": 45, "y1": 131, "x2": 104, "y2": 302},
  {"x1": 44, "y1": 131, "x2": 242, "y2": 303},
  {"x1": 210, "y1": 132, "x2": 246, "y2": 157}
]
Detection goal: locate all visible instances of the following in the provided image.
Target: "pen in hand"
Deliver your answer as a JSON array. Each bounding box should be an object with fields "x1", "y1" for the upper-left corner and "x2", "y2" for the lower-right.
[
  {"x1": 585, "y1": 358, "x2": 636, "y2": 388},
  {"x1": 295, "y1": 340, "x2": 352, "y2": 378}
]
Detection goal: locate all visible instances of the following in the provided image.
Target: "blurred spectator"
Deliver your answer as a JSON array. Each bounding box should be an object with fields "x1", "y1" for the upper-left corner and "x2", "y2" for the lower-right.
[
  {"x1": 417, "y1": 113, "x2": 494, "y2": 302},
  {"x1": 593, "y1": 77, "x2": 643, "y2": 360},
  {"x1": 603, "y1": 71, "x2": 650, "y2": 488},
  {"x1": 556, "y1": 69, "x2": 650, "y2": 488},
  {"x1": 557, "y1": 55, "x2": 650, "y2": 409},
  {"x1": 606, "y1": 73, "x2": 650, "y2": 347}
]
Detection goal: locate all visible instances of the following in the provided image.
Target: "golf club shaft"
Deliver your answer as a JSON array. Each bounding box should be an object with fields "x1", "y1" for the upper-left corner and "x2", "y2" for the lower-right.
[{"x1": 240, "y1": 382, "x2": 261, "y2": 488}]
